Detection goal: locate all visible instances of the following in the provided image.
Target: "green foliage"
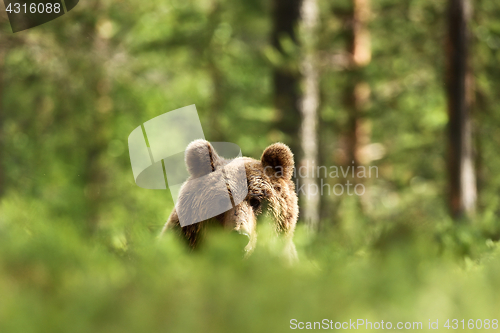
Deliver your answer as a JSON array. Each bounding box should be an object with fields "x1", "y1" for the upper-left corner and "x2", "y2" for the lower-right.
[
  {"x1": 2, "y1": 197, "x2": 500, "y2": 332},
  {"x1": 2, "y1": 0, "x2": 500, "y2": 331}
]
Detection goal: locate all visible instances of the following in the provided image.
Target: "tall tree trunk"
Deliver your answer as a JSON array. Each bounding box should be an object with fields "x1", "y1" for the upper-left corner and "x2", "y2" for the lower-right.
[
  {"x1": 0, "y1": 18, "x2": 8, "y2": 199},
  {"x1": 207, "y1": 2, "x2": 224, "y2": 142},
  {"x1": 344, "y1": 0, "x2": 371, "y2": 179},
  {"x1": 0, "y1": 49, "x2": 4, "y2": 198},
  {"x1": 299, "y1": 0, "x2": 320, "y2": 230},
  {"x1": 446, "y1": 0, "x2": 476, "y2": 219},
  {"x1": 271, "y1": 0, "x2": 302, "y2": 157},
  {"x1": 0, "y1": 3, "x2": 5, "y2": 197},
  {"x1": 84, "y1": 11, "x2": 113, "y2": 233}
]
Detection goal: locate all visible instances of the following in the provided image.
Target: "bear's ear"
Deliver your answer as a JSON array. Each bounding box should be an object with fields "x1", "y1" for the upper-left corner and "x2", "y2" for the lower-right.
[
  {"x1": 261, "y1": 143, "x2": 294, "y2": 180},
  {"x1": 185, "y1": 139, "x2": 222, "y2": 178}
]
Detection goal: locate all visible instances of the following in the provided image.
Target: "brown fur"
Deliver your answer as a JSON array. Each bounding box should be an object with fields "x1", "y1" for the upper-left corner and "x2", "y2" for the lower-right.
[{"x1": 160, "y1": 140, "x2": 299, "y2": 261}]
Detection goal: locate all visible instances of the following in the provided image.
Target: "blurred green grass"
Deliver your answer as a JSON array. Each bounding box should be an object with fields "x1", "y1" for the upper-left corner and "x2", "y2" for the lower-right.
[
  {"x1": 2, "y1": 1, "x2": 500, "y2": 331},
  {"x1": 1, "y1": 195, "x2": 500, "y2": 333}
]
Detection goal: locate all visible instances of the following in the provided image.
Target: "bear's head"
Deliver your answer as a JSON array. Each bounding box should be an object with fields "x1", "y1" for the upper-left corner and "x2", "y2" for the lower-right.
[{"x1": 163, "y1": 139, "x2": 298, "y2": 259}]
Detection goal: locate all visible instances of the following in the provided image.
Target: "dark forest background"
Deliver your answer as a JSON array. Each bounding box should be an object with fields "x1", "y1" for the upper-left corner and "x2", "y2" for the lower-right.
[{"x1": 2, "y1": 0, "x2": 500, "y2": 332}]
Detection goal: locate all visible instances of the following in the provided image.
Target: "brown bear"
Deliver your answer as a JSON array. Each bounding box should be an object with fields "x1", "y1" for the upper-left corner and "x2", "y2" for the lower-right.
[{"x1": 160, "y1": 139, "x2": 299, "y2": 261}]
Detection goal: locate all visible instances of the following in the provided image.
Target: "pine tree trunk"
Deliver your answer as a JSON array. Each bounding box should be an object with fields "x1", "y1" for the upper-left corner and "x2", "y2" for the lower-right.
[
  {"x1": 207, "y1": 2, "x2": 224, "y2": 142},
  {"x1": 271, "y1": 0, "x2": 302, "y2": 157},
  {"x1": 299, "y1": 0, "x2": 320, "y2": 229},
  {"x1": 84, "y1": 8, "x2": 112, "y2": 233},
  {"x1": 344, "y1": 0, "x2": 371, "y2": 176},
  {"x1": 446, "y1": 0, "x2": 476, "y2": 219},
  {"x1": 0, "y1": 49, "x2": 4, "y2": 198}
]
